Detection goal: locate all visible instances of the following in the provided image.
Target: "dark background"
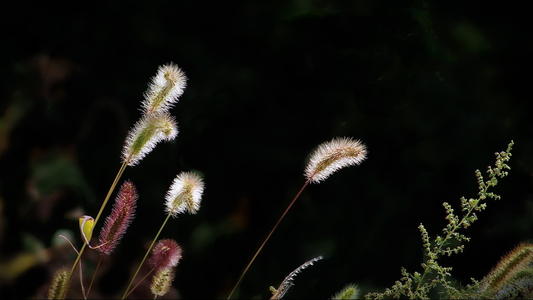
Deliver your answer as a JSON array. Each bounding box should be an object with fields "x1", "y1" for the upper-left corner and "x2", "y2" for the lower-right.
[{"x1": 1, "y1": 1, "x2": 532, "y2": 299}]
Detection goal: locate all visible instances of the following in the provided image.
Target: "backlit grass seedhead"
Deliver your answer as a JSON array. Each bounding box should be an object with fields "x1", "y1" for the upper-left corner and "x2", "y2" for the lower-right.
[
  {"x1": 122, "y1": 112, "x2": 178, "y2": 166},
  {"x1": 493, "y1": 268, "x2": 533, "y2": 299},
  {"x1": 305, "y1": 137, "x2": 367, "y2": 183},
  {"x1": 270, "y1": 256, "x2": 323, "y2": 299},
  {"x1": 48, "y1": 269, "x2": 69, "y2": 300},
  {"x1": 165, "y1": 171, "x2": 204, "y2": 217},
  {"x1": 148, "y1": 239, "x2": 183, "y2": 271},
  {"x1": 332, "y1": 284, "x2": 359, "y2": 299},
  {"x1": 479, "y1": 243, "x2": 533, "y2": 295},
  {"x1": 96, "y1": 181, "x2": 138, "y2": 255},
  {"x1": 150, "y1": 267, "x2": 175, "y2": 297},
  {"x1": 142, "y1": 63, "x2": 187, "y2": 115}
]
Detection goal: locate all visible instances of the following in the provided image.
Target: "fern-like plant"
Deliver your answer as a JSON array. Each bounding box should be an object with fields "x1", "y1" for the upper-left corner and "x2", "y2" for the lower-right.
[{"x1": 364, "y1": 141, "x2": 515, "y2": 299}]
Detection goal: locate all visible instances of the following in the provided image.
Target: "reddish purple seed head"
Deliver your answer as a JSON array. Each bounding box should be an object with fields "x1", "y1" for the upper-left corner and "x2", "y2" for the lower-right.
[
  {"x1": 97, "y1": 181, "x2": 138, "y2": 255},
  {"x1": 148, "y1": 239, "x2": 182, "y2": 270}
]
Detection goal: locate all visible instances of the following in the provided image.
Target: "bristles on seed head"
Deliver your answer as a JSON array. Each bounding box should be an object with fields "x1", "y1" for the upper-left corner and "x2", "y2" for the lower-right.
[
  {"x1": 48, "y1": 269, "x2": 69, "y2": 300},
  {"x1": 150, "y1": 267, "x2": 175, "y2": 297},
  {"x1": 480, "y1": 243, "x2": 533, "y2": 293},
  {"x1": 122, "y1": 112, "x2": 178, "y2": 166},
  {"x1": 304, "y1": 137, "x2": 367, "y2": 183},
  {"x1": 97, "y1": 181, "x2": 138, "y2": 255},
  {"x1": 332, "y1": 283, "x2": 360, "y2": 300},
  {"x1": 271, "y1": 256, "x2": 324, "y2": 300},
  {"x1": 142, "y1": 63, "x2": 187, "y2": 115},
  {"x1": 148, "y1": 239, "x2": 183, "y2": 271},
  {"x1": 165, "y1": 171, "x2": 204, "y2": 217}
]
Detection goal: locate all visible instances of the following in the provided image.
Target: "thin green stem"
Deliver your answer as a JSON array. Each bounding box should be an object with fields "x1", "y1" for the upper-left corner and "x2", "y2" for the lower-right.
[
  {"x1": 64, "y1": 160, "x2": 129, "y2": 299},
  {"x1": 227, "y1": 180, "x2": 310, "y2": 300},
  {"x1": 79, "y1": 256, "x2": 86, "y2": 299},
  {"x1": 124, "y1": 267, "x2": 156, "y2": 299},
  {"x1": 122, "y1": 213, "x2": 172, "y2": 299},
  {"x1": 86, "y1": 255, "x2": 104, "y2": 298},
  {"x1": 94, "y1": 161, "x2": 130, "y2": 226}
]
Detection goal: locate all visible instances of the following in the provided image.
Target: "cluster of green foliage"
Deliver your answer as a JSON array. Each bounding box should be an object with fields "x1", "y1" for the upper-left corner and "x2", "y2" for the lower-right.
[
  {"x1": 269, "y1": 141, "x2": 531, "y2": 299},
  {"x1": 354, "y1": 141, "x2": 533, "y2": 299},
  {"x1": 352, "y1": 141, "x2": 531, "y2": 299}
]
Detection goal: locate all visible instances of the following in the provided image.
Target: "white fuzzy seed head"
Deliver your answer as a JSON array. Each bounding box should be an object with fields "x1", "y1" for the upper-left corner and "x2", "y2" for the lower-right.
[
  {"x1": 142, "y1": 63, "x2": 187, "y2": 115},
  {"x1": 165, "y1": 171, "x2": 205, "y2": 217},
  {"x1": 122, "y1": 112, "x2": 178, "y2": 166},
  {"x1": 304, "y1": 137, "x2": 367, "y2": 183}
]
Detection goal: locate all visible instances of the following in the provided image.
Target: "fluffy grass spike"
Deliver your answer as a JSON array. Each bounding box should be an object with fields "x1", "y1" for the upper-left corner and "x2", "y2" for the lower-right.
[
  {"x1": 150, "y1": 267, "x2": 175, "y2": 298},
  {"x1": 148, "y1": 239, "x2": 183, "y2": 271},
  {"x1": 142, "y1": 63, "x2": 187, "y2": 115},
  {"x1": 96, "y1": 181, "x2": 138, "y2": 255},
  {"x1": 48, "y1": 269, "x2": 69, "y2": 300},
  {"x1": 165, "y1": 171, "x2": 205, "y2": 217},
  {"x1": 122, "y1": 112, "x2": 178, "y2": 166},
  {"x1": 493, "y1": 268, "x2": 533, "y2": 299},
  {"x1": 479, "y1": 243, "x2": 533, "y2": 296},
  {"x1": 305, "y1": 137, "x2": 367, "y2": 183},
  {"x1": 270, "y1": 256, "x2": 324, "y2": 299},
  {"x1": 121, "y1": 172, "x2": 203, "y2": 299},
  {"x1": 332, "y1": 284, "x2": 359, "y2": 299}
]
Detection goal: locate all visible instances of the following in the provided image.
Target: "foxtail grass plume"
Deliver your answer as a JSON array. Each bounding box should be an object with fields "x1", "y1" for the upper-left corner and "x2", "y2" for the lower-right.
[
  {"x1": 48, "y1": 269, "x2": 69, "y2": 300},
  {"x1": 96, "y1": 181, "x2": 138, "y2": 255},
  {"x1": 479, "y1": 243, "x2": 533, "y2": 294},
  {"x1": 270, "y1": 256, "x2": 324, "y2": 300},
  {"x1": 142, "y1": 63, "x2": 187, "y2": 115},
  {"x1": 165, "y1": 171, "x2": 204, "y2": 217},
  {"x1": 304, "y1": 137, "x2": 367, "y2": 183},
  {"x1": 122, "y1": 112, "x2": 178, "y2": 166},
  {"x1": 148, "y1": 239, "x2": 183, "y2": 271},
  {"x1": 493, "y1": 269, "x2": 533, "y2": 299},
  {"x1": 150, "y1": 267, "x2": 175, "y2": 297},
  {"x1": 332, "y1": 284, "x2": 360, "y2": 300}
]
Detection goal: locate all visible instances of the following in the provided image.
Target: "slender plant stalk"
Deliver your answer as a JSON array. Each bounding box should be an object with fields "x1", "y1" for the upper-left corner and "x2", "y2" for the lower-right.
[
  {"x1": 86, "y1": 256, "x2": 104, "y2": 298},
  {"x1": 227, "y1": 179, "x2": 311, "y2": 300},
  {"x1": 79, "y1": 259, "x2": 86, "y2": 300},
  {"x1": 64, "y1": 160, "x2": 129, "y2": 298},
  {"x1": 122, "y1": 213, "x2": 172, "y2": 299},
  {"x1": 124, "y1": 267, "x2": 156, "y2": 299},
  {"x1": 94, "y1": 161, "x2": 130, "y2": 228}
]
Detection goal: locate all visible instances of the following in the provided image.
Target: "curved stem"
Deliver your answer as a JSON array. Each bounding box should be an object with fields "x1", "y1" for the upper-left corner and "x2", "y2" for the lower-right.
[
  {"x1": 122, "y1": 213, "x2": 172, "y2": 299},
  {"x1": 64, "y1": 160, "x2": 129, "y2": 298},
  {"x1": 86, "y1": 255, "x2": 104, "y2": 298},
  {"x1": 79, "y1": 257, "x2": 86, "y2": 299},
  {"x1": 227, "y1": 180, "x2": 310, "y2": 300}
]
